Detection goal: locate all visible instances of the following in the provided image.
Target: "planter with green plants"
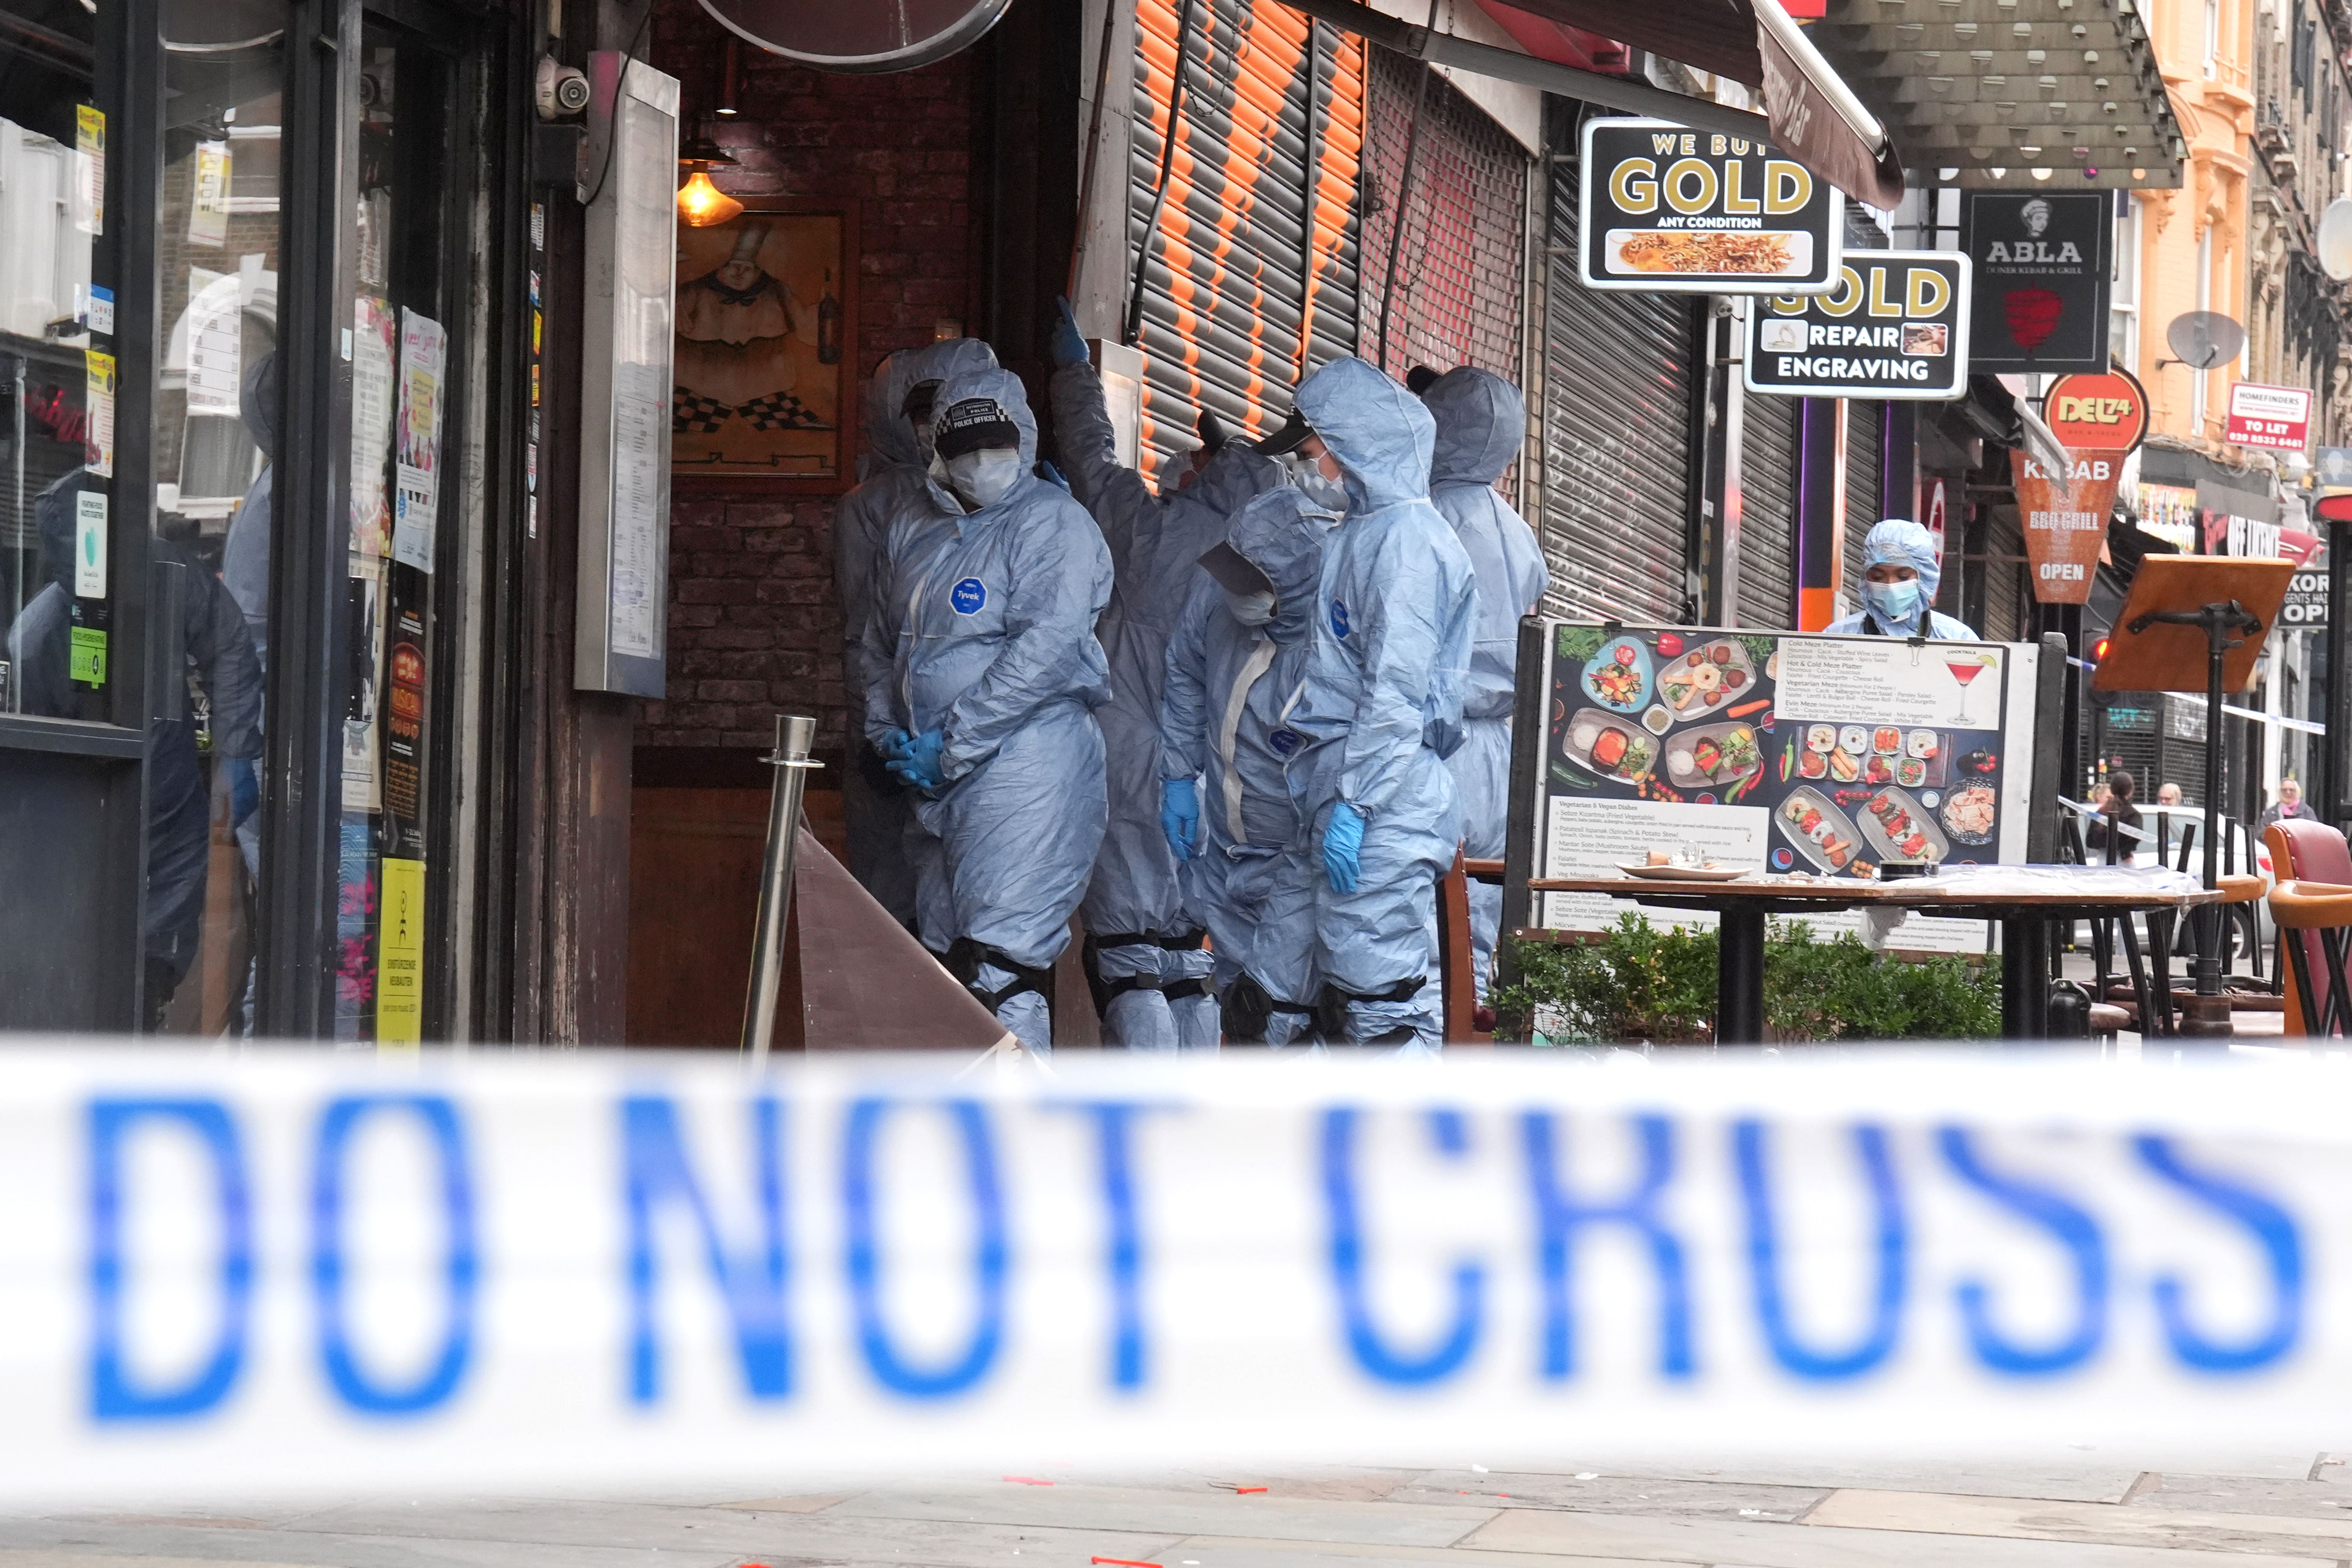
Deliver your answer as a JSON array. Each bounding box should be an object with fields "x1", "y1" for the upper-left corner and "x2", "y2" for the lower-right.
[{"x1": 1490, "y1": 914, "x2": 2001, "y2": 1045}]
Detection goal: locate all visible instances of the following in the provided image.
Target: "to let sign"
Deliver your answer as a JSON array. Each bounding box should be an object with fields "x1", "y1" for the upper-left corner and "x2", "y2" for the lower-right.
[
  {"x1": 1578, "y1": 117, "x2": 1841, "y2": 295},
  {"x1": 2013, "y1": 448, "x2": 2122, "y2": 604},
  {"x1": 2224, "y1": 382, "x2": 2312, "y2": 451},
  {"x1": 1743, "y1": 251, "x2": 1971, "y2": 399}
]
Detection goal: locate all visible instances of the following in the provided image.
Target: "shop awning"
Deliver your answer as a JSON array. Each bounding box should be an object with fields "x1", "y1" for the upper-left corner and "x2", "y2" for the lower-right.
[
  {"x1": 1805, "y1": 0, "x2": 2186, "y2": 189},
  {"x1": 1276, "y1": 0, "x2": 1907, "y2": 207}
]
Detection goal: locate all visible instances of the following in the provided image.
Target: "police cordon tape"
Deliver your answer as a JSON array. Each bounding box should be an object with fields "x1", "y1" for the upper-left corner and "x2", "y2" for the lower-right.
[{"x1": 3, "y1": 1045, "x2": 2346, "y2": 1504}]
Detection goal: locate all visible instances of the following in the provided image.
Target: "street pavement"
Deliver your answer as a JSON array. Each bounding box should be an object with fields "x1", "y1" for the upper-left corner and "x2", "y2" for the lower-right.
[{"x1": 16, "y1": 1453, "x2": 2352, "y2": 1567}]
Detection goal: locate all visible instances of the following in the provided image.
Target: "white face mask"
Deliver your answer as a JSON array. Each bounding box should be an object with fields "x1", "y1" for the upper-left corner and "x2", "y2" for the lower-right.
[
  {"x1": 1286, "y1": 453, "x2": 1349, "y2": 511},
  {"x1": 941, "y1": 448, "x2": 1023, "y2": 510},
  {"x1": 1225, "y1": 588, "x2": 1276, "y2": 626},
  {"x1": 912, "y1": 421, "x2": 936, "y2": 463}
]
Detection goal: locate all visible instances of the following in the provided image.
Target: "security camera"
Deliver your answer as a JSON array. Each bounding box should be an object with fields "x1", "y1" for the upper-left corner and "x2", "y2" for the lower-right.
[{"x1": 536, "y1": 56, "x2": 590, "y2": 120}]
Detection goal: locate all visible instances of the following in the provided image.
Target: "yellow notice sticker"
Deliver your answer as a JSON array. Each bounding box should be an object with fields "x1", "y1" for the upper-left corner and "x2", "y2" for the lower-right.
[
  {"x1": 376, "y1": 857, "x2": 425, "y2": 1048},
  {"x1": 82, "y1": 351, "x2": 115, "y2": 477},
  {"x1": 75, "y1": 105, "x2": 103, "y2": 235}
]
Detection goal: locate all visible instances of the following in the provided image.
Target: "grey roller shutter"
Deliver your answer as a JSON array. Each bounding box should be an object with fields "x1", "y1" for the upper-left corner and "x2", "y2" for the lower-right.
[
  {"x1": 1737, "y1": 390, "x2": 1799, "y2": 629},
  {"x1": 1129, "y1": 0, "x2": 1364, "y2": 487},
  {"x1": 1539, "y1": 126, "x2": 1697, "y2": 624},
  {"x1": 1843, "y1": 399, "x2": 1880, "y2": 606}
]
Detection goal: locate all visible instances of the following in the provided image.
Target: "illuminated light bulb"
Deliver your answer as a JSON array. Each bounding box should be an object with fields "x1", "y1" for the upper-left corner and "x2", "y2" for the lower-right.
[{"x1": 677, "y1": 165, "x2": 743, "y2": 227}]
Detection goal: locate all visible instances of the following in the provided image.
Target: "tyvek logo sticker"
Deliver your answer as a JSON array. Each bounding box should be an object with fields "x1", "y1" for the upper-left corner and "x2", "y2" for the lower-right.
[
  {"x1": 1329, "y1": 598, "x2": 1350, "y2": 639},
  {"x1": 1268, "y1": 728, "x2": 1302, "y2": 757},
  {"x1": 950, "y1": 578, "x2": 987, "y2": 615}
]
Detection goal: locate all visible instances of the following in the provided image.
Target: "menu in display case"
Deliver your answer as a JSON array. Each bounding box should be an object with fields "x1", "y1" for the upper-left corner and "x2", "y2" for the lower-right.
[{"x1": 1521, "y1": 623, "x2": 2042, "y2": 951}]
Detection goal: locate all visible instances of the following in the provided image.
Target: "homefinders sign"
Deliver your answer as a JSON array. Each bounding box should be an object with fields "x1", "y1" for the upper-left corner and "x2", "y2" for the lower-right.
[
  {"x1": 1579, "y1": 117, "x2": 1841, "y2": 294},
  {"x1": 1743, "y1": 250, "x2": 1970, "y2": 398}
]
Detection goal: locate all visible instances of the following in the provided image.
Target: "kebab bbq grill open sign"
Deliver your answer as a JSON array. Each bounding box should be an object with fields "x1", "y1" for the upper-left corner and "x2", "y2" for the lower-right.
[
  {"x1": 1743, "y1": 251, "x2": 1970, "y2": 399},
  {"x1": 1579, "y1": 118, "x2": 1841, "y2": 294}
]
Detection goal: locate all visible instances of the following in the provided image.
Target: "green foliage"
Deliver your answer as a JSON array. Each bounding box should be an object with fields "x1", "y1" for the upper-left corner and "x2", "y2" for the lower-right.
[
  {"x1": 1493, "y1": 915, "x2": 2001, "y2": 1045},
  {"x1": 1556, "y1": 624, "x2": 1608, "y2": 664}
]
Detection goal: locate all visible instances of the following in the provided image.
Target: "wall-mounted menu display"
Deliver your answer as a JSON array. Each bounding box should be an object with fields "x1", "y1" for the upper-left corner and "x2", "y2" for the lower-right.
[{"x1": 1523, "y1": 623, "x2": 2042, "y2": 952}]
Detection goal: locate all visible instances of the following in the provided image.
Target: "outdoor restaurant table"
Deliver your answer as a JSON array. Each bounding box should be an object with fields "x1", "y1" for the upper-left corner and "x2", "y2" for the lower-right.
[{"x1": 1522, "y1": 866, "x2": 2221, "y2": 1043}]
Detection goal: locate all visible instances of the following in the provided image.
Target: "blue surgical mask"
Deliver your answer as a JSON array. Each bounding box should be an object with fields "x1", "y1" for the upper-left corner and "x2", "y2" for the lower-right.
[{"x1": 1862, "y1": 578, "x2": 1924, "y2": 626}]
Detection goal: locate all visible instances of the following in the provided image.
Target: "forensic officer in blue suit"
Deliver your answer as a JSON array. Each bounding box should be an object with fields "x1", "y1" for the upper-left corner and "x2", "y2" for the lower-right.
[
  {"x1": 859, "y1": 366, "x2": 1115, "y2": 1051},
  {"x1": 1823, "y1": 517, "x2": 1979, "y2": 639},
  {"x1": 1419, "y1": 366, "x2": 1548, "y2": 1003},
  {"x1": 835, "y1": 338, "x2": 999, "y2": 927},
  {"x1": 1048, "y1": 299, "x2": 1285, "y2": 1049},
  {"x1": 1158, "y1": 486, "x2": 1339, "y2": 1044},
  {"x1": 1266, "y1": 357, "x2": 1476, "y2": 1048}
]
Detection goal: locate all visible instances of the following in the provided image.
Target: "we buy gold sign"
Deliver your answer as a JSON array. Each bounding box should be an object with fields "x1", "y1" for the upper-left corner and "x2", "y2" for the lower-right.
[{"x1": 2011, "y1": 447, "x2": 2123, "y2": 604}]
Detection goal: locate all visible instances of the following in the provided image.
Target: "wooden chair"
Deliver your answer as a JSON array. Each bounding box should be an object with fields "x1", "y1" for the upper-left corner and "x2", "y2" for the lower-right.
[
  {"x1": 1436, "y1": 849, "x2": 1496, "y2": 1045},
  {"x1": 2266, "y1": 820, "x2": 2352, "y2": 1038}
]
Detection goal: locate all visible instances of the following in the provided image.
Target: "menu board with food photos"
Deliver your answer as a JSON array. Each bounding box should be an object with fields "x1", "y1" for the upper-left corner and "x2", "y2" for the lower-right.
[{"x1": 1519, "y1": 622, "x2": 2042, "y2": 951}]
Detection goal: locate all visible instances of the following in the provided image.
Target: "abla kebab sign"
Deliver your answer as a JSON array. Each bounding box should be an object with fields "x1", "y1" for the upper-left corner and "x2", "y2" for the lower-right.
[{"x1": 1579, "y1": 117, "x2": 1842, "y2": 294}]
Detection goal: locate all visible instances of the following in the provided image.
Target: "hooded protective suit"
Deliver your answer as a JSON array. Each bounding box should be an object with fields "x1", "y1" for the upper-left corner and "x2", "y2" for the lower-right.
[
  {"x1": 1051, "y1": 359, "x2": 1285, "y2": 1049},
  {"x1": 1283, "y1": 357, "x2": 1476, "y2": 1046},
  {"x1": 1823, "y1": 517, "x2": 1978, "y2": 638},
  {"x1": 1160, "y1": 487, "x2": 1337, "y2": 1042},
  {"x1": 221, "y1": 350, "x2": 277, "y2": 663},
  {"x1": 836, "y1": 338, "x2": 999, "y2": 926},
  {"x1": 859, "y1": 366, "x2": 1114, "y2": 1050},
  {"x1": 1421, "y1": 367, "x2": 1547, "y2": 1002}
]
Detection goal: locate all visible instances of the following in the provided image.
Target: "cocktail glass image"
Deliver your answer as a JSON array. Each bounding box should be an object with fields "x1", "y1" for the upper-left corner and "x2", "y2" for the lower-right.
[{"x1": 1945, "y1": 651, "x2": 1993, "y2": 725}]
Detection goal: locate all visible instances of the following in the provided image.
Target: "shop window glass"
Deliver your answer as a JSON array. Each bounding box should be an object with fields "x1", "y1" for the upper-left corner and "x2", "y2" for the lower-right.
[
  {"x1": 148, "y1": 0, "x2": 286, "y2": 1032},
  {"x1": 1, "y1": 0, "x2": 115, "y2": 725}
]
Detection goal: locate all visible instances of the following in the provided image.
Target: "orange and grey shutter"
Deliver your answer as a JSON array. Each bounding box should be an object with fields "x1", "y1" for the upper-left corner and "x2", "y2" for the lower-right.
[{"x1": 1130, "y1": 0, "x2": 1365, "y2": 487}]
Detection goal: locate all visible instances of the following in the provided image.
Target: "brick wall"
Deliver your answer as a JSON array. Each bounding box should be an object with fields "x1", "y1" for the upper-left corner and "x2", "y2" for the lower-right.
[{"x1": 641, "y1": 3, "x2": 982, "y2": 755}]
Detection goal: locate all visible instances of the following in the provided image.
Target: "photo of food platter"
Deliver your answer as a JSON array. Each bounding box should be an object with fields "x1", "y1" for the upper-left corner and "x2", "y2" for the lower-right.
[
  {"x1": 1561, "y1": 705, "x2": 1659, "y2": 785},
  {"x1": 1796, "y1": 723, "x2": 1949, "y2": 789},
  {"x1": 1657, "y1": 637, "x2": 1761, "y2": 719},
  {"x1": 1777, "y1": 787, "x2": 1872, "y2": 876},
  {"x1": 1940, "y1": 782, "x2": 1997, "y2": 845},
  {"x1": 1580, "y1": 637, "x2": 1654, "y2": 714},
  {"x1": 1605, "y1": 228, "x2": 1814, "y2": 278},
  {"x1": 1856, "y1": 786, "x2": 1949, "y2": 865},
  {"x1": 1664, "y1": 721, "x2": 1765, "y2": 792}
]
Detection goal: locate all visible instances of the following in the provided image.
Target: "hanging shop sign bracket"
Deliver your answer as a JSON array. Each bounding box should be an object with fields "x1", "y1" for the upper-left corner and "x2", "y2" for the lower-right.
[{"x1": 1270, "y1": 0, "x2": 1902, "y2": 207}]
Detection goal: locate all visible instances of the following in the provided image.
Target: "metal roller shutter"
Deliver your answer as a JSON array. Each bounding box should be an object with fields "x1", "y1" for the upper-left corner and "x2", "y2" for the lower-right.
[
  {"x1": 1539, "y1": 125, "x2": 1697, "y2": 625},
  {"x1": 1737, "y1": 389, "x2": 1799, "y2": 628},
  {"x1": 1130, "y1": 0, "x2": 1364, "y2": 489},
  {"x1": 1842, "y1": 399, "x2": 1880, "y2": 610}
]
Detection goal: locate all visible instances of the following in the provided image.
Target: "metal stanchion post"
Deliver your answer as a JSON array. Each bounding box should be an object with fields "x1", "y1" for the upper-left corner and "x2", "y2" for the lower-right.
[{"x1": 742, "y1": 714, "x2": 823, "y2": 1063}]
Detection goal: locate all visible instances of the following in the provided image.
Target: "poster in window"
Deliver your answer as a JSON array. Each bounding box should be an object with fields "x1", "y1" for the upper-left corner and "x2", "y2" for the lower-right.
[{"x1": 671, "y1": 200, "x2": 857, "y2": 495}]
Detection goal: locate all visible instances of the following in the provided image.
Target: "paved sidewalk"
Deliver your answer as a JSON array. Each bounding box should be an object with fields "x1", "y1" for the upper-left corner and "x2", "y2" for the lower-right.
[{"x1": 15, "y1": 1453, "x2": 2352, "y2": 1567}]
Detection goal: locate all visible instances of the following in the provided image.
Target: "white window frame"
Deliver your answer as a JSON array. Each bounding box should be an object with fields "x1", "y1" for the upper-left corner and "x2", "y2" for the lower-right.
[{"x1": 2110, "y1": 196, "x2": 2141, "y2": 372}]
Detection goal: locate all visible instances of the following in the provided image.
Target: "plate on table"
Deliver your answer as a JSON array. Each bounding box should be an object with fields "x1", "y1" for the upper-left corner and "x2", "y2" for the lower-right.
[
  {"x1": 1581, "y1": 638, "x2": 1654, "y2": 713},
  {"x1": 1776, "y1": 787, "x2": 1871, "y2": 877},
  {"x1": 1561, "y1": 705, "x2": 1659, "y2": 784},
  {"x1": 1656, "y1": 638, "x2": 1759, "y2": 720},
  {"x1": 1857, "y1": 785, "x2": 1951, "y2": 864},
  {"x1": 1663, "y1": 721, "x2": 1766, "y2": 791},
  {"x1": 1617, "y1": 862, "x2": 1751, "y2": 882}
]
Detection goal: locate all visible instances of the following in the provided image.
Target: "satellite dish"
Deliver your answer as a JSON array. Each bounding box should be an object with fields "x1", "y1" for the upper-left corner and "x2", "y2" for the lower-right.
[
  {"x1": 2166, "y1": 310, "x2": 2246, "y2": 371},
  {"x1": 696, "y1": 0, "x2": 1015, "y2": 72},
  {"x1": 2322, "y1": 199, "x2": 2352, "y2": 282}
]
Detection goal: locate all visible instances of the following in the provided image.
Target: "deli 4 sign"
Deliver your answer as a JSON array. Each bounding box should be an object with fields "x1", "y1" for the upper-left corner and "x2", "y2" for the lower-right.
[
  {"x1": 2224, "y1": 381, "x2": 2313, "y2": 451},
  {"x1": 1742, "y1": 251, "x2": 1970, "y2": 399},
  {"x1": 1579, "y1": 118, "x2": 1841, "y2": 294}
]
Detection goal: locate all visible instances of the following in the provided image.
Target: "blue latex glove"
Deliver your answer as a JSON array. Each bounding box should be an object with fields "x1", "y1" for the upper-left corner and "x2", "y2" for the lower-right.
[
  {"x1": 1160, "y1": 778, "x2": 1201, "y2": 862},
  {"x1": 879, "y1": 728, "x2": 914, "y2": 762},
  {"x1": 886, "y1": 728, "x2": 946, "y2": 791},
  {"x1": 1048, "y1": 295, "x2": 1090, "y2": 369},
  {"x1": 1322, "y1": 801, "x2": 1364, "y2": 893},
  {"x1": 1035, "y1": 458, "x2": 1071, "y2": 493},
  {"x1": 225, "y1": 756, "x2": 260, "y2": 827}
]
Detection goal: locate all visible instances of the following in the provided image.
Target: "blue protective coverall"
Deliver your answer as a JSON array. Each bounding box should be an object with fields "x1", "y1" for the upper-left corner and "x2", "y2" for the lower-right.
[
  {"x1": 1282, "y1": 357, "x2": 1477, "y2": 1047},
  {"x1": 1159, "y1": 487, "x2": 1338, "y2": 1044},
  {"x1": 1050, "y1": 360, "x2": 1284, "y2": 1049},
  {"x1": 1822, "y1": 517, "x2": 1980, "y2": 639},
  {"x1": 859, "y1": 366, "x2": 1115, "y2": 1050},
  {"x1": 1421, "y1": 367, "x2": 1548, "y2": 1004},
  {"x1": 836, "y1": 338, "x2": 998, "y2": 927}
]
